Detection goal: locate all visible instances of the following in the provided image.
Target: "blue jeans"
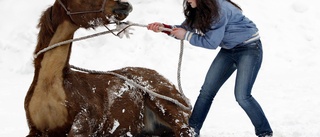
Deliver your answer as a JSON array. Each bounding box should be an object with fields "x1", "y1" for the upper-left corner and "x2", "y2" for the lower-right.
[{"x1": 189, "y1": 40, "x2": 272, "y2": 136}]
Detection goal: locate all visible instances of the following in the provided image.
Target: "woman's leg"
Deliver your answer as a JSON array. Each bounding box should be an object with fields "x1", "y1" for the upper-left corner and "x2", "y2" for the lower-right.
[
  {"x1": 189, "y1": 49, "x2": 236, "y2": 135},
  {"x1": 233, "y1": 41, "x2": 272, "y2": 135}
]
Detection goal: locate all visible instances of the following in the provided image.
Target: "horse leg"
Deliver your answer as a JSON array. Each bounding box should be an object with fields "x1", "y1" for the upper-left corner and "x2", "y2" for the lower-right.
[{"x1": 145, "y1": 98, "x2": 194, "y2": 137}]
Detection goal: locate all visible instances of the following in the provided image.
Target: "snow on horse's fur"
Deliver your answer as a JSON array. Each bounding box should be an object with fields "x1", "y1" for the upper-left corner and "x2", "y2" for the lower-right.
[{"x1": 24, "y1": 0, "x2": 193, "y2": 136}]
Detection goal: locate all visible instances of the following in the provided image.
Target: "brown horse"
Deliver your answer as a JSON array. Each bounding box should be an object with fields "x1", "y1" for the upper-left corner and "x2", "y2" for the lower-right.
[{"x1": 24, "y1": 0, "x2": 193, "y2": 136}]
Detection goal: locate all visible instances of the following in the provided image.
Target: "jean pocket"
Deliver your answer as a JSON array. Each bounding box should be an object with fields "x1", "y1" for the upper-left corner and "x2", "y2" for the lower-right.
[{"x1": 245, "y1": 40, "x2": 261, "y2": 49}]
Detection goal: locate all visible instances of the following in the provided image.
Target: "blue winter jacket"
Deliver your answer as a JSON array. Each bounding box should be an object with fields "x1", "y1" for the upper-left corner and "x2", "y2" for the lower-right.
[{"x1": 179, "y1": 0, "x2": 259, "y2": 49}]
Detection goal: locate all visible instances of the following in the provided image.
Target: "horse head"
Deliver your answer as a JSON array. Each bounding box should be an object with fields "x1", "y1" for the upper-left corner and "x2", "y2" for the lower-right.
[{"x1": 58, "y1": 0, "x2": 133, "y2": 28}]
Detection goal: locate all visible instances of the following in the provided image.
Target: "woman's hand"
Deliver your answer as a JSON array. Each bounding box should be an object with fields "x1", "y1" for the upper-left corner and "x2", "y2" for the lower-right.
[
  {"x1": 147, "y1": 22, "x2": 187, "y2": 40},
  {"x1": 171, "y1": 28, "x2": 187, "y2": 40},
  {"x1": 147, "y1": 22, "x2": 164, "y2": 32}
]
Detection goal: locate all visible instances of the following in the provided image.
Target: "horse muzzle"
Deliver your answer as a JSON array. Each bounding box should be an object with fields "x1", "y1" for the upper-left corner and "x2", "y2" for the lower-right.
[{"x1": 113, "y1": 2, "x2": 133, "y2": 20}]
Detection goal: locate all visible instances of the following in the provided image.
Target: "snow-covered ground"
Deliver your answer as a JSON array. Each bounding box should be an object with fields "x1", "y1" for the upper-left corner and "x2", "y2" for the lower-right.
[{"x1": 1, "y1": 0, "x2": 319, "y2": 136}]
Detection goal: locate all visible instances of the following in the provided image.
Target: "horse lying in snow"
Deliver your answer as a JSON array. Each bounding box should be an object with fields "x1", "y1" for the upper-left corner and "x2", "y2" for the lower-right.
[{"x1": 24, "y1": 0, "x2": 194, "y2": 136}]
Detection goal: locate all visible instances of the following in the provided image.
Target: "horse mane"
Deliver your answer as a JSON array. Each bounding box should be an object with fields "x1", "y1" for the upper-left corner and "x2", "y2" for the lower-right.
[
  {"x1": 35, "y1": 6, "x2": 55, "y2": 55},
  {"x1": 33, "y1": 2, "x2": 72, "y2": 68}
]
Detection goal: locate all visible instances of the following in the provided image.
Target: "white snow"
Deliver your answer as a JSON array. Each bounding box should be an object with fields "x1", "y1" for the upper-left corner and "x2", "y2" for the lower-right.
[
  {"x1": 109, "y1": 119, "x2": 120, "y2": 134},
  {"x1": 1, "y1": 0, "x2": 320, "y2": 136}
]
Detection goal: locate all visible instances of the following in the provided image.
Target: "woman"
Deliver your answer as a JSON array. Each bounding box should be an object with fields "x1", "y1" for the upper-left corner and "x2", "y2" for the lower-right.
[{"x1": 147, "y1": 0, "x2": 273, "y2": 136}]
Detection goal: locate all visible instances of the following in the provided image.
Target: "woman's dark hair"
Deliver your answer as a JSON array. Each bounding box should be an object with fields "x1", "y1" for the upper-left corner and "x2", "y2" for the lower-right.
[{"x1": 183, "y1": 0, "x2": 241, "y2": 33}]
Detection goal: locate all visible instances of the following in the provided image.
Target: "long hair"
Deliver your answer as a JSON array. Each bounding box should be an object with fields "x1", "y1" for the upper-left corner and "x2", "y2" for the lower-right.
[{"x1": 183, "y1": 0, "x2": 241, "y2": 33}]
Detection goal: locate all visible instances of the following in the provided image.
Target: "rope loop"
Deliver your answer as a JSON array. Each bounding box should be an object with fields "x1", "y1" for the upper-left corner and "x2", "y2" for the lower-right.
[
  {"x1": 71, "y1": 65, "x2": 191, "y2": 111},
  {"x1": 35, "y1": 21, "x2": 192, "y2": 111}
]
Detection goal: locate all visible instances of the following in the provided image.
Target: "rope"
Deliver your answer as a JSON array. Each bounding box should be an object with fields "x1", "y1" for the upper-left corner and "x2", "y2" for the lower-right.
[
  {"x1": 116, "y1": 22, "x2": 192, "y2": 109},
  {"x1": 71, "y1": 65, "x2": 191, "y2": 111},
  {"x1": 177, "y1": 40, "x2": 192, "y2": 109},
  {"x1": 34, "y1": 22, "x2": 174, "y2": 58},
  {"x1": 35, "y1": 21, "x2": 192, "y2": 110},
  {"x1": 34, "y1": 28, "x2": 117, "y2": 58}
]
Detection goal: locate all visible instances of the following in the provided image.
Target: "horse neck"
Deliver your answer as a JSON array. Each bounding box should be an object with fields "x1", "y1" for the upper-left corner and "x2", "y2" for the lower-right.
[
  {"x1": 27, "y1": 20, "x2": 79, "y2": 130},
  {"x1": 34, "y1": 20, "x2": 78, "y2": 80},
  {"x1": 33, "y1": 4, "x2": 79, "y2": 73}
]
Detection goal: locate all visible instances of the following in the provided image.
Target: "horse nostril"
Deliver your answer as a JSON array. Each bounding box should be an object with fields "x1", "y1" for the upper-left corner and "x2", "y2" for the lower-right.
[
  {"x1": 113, "y1": 1, "x2": 133, "y2": 17},
  {"x1": 122, "y1": 2, "x2": 133, "y2": 12}
]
